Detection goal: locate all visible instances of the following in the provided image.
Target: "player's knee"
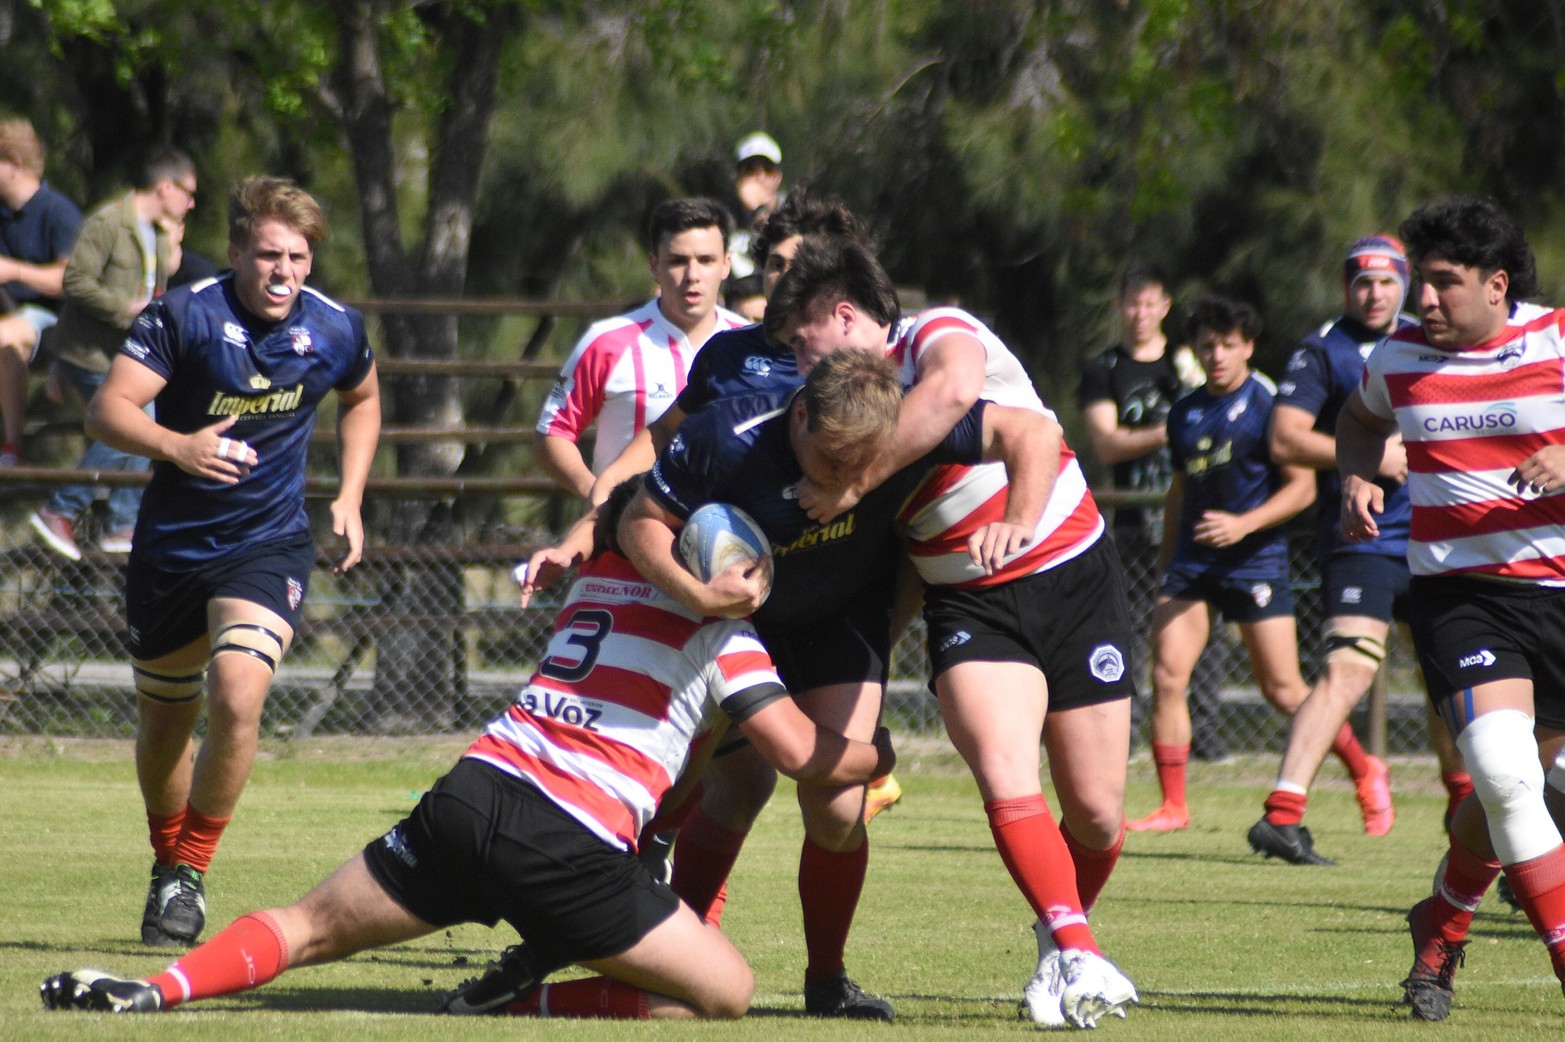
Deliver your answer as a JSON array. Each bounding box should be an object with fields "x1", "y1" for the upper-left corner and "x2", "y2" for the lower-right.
[
  {"x1": 1458, "y1": 709, "x2": 1559, "y2": 863},
  {"x1": 1324, "y1": 631, "x2": 1386, "y2": 672},
  {"x1": 1547, "y1": 742, "x2": 1565, "y2": 795},
  {"x1": 210, "y1": 621, "x2": 286, "y2": 674},
  {"x1": 133, "y1": 663, "x2": 205, "y2": 704}
]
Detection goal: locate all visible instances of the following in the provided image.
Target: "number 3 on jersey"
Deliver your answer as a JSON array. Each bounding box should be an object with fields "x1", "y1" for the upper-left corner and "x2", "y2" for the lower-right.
[{"x1": 538, "y1": 608, "x2": 613, "y2": 682}]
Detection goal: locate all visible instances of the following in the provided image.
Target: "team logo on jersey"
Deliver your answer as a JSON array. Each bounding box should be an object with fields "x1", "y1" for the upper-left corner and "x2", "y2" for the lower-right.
[
  {"x1": 743, "y1": 356, "x2": 774, "y2": 377},
  {"x1": 668, "y1": 433, "x2": 685, "y2": 457},
  {"x1": 1188, "y1": 408, "x2": 1204, "y2": 423},
  {"x1": 380, "y1": 825, "x2": 419, "y2": 868},
  {"x1": 124, "y1": 338, "x2": 150, "y2": 360},
  {"x1": 773, "y1": 514, "x2": 856, "y2": 557},
  {"x1": 546, "y1": 377, "x2": 568, "y2": 405},
  {"x1": 1422, "y1": 404, "x2": 1516, "y2": 433},
  {"x1": 1457, "y1": 649, "x2": 1497, "y2": 670},
  {"x1": 1251, "y1": 583, "x2": 1273, "y2": 608},
  {"x1": 223, "y1": 321, "x2": 247, "y2": 346},
  {"x1": 649, "y1": 381, "x2": 672, "y2": 400},
  {"x1": 936, "y1": 630, "x2": 972, "y2": 654},
  {"x1": 1286, "y1": 351, "x2": 1308, "y2": 371},
  {"x1": 1278, "y1": 381, "x2": 1295, "y2": 397},
  {"x1": 1341, "y1": 586, "x2": 1362, "y2": 605},
  {"x1": 287, "y1": 576, "x2": 304, "y2": 611},
  {"x1": 1089, "y1": 644, "x2": 1126, "y2": 683},
  {"x1": 207, "y1": 383, "x2": 304, "y2": 417},
  {"x1": 1227, "y1": 398, "x2": 1248, "y2": 423},
  {"x1": 289, "y1": 326, "x2": 315, "y2": 356},
  {"x1": 782, "y1": 484, "x2": 799, "y2": 501},
  {"x1": 1498, "y1": 344, "x2": 1524, "y2": 367},
  {"x1": 249, "y1": 374, "x2": 272, "y2": 390}
]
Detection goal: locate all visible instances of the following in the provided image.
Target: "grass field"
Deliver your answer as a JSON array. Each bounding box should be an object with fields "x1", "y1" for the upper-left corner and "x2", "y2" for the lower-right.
[{"x1": 2, "y1": 736, "x2": 1560, "y2": 1041}]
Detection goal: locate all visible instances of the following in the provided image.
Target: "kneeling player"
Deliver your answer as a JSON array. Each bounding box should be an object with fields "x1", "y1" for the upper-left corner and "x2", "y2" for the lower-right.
[{"x1": 40, "y1": 480, "x2": 893, "y2": 1020}]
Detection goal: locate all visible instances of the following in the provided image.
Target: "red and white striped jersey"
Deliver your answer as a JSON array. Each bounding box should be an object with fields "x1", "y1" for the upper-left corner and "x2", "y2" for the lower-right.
[
  {"x1": 890, "y1": 307, "x2": 1105, "y2": 587},
  {"x1": 1358, "y1": 302, "x2": 1565, "y2": 585},
  {"x1": 536, "y1": 298, "x2": 746, "y2": 472},
  {"x1": 463, "y1": 553, "x2": 785, "y2": 850}
]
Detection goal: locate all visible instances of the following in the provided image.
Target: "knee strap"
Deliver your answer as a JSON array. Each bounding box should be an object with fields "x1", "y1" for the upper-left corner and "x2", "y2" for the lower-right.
[
  {"x1": 133, "y1": 664, "x2": 205, "y2": 704},
  {"x1": 1457, "y1": 709, "x2": 1562, "y2": 864},
  {"x1": 211, "y1": 622, "x2": 284, "y2": 674},
  {"x1": 1323, "y1": 631, "x2": 1387, "y2": 667}
]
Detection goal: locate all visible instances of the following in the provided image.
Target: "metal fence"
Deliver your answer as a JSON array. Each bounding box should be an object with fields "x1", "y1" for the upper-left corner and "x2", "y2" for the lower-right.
[{"x1": 0, "y1": 495, "x2": 1433, "y2": 755}]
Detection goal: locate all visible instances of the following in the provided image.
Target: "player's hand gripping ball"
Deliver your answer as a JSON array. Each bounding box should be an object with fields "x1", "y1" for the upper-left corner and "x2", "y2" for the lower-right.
[{"x1": 678, "y1": 503, "x2": 773, "y2": 601}]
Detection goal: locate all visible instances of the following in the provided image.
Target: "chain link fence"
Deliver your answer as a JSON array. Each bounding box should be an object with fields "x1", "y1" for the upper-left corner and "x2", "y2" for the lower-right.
[{"x1": 0, "y1": 493, "x2": 1433, "y2": 754}]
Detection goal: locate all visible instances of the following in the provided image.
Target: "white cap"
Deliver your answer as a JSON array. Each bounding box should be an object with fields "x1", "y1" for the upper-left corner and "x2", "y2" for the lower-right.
[{"x1": 735, "y1": 131, "x2": 782, "y2": 166}]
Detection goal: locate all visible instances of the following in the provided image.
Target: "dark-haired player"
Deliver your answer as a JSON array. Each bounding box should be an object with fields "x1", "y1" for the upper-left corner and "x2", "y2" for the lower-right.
[
  {"x1": 535, "y1": 197, "x2": 743, "y2": 497},
  {"x1": 84, "y1": 175, "x2": 381, "y2": 947},
  {"x1": 1340, "y1": 197, "x2": 1565, "y2": 1020}
]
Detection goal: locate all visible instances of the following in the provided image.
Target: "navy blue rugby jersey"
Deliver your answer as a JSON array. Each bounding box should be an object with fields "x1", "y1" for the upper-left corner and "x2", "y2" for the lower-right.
[
  {"x1": 673, "y1": 323, "x2": 799, "y2": 416},
  {"x1": 1166, "y1": 374, "x2": 1289, "y2": 578},
  {"x1": 646, "y1": 389, "x2": 986, "y2": 627},
  {"x1": 1276, "y1": 314, "x2": 1415, "y2": 559},
  {"x1": 121, "y1": 274, "x2": 376, "y2": 568}
]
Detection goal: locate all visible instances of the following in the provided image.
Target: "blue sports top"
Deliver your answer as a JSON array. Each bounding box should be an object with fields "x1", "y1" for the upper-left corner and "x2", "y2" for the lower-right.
[
  {"x1": 122, "y1": 274, "x2": 376, "y2": 568},
  {"x1": 1275, "y1": 314, "x2": 1414, "y2": 558},
  {"x1": 674, "y1": 323, "x2": 799, "y2": 416},
  {"x1": 1167, "y1": 374, "x2": 1289, "y2": 578},
  {"x1": 646, "y1": 388, "x2": 986, "y2": 627},
  {"x1": 0, "y1": 182, "x2": 81, "y2": 309}
]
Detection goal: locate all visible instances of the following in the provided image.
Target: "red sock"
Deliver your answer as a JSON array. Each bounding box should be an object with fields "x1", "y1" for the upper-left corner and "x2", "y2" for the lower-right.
[
  {"x1": 799, "y1": 836, "x2": 868, "y2": 985},
  {"x1": 173, "y1": 805, "x2": 232, "y2": 873},
  {"x1": 1061, "y1": 821, "x2": 1123, "y2": 914},
  {"x1": 1264, "y1": 789, "x2": 1308, "y2": 827},
  {"x1": 507, "y1": 977, "x2": 651, "y2": 1019},
  {"x1": 987, "y1": 795, "x2": 1096, "y2": 954},
  {"x1": 1442, "y1": 773, "x2": 1474, "y2": 826},
  {"x1": 148, "y1": 911, "x2": 288, "y2": 1007},
  {"x1": 671, "y1": 807, "x2": 748, "y2": 927},
  {"x1": 1330, "y1": 723, "x2": 1371, "y2": 779},
  {"x1": 1151, "y1": 741, "x2": 1189, "y2": 809},
  {"x1": 147, "y1": 808, "x2": 186, "y2": 866},
  {"x1": 1430, "y1": 835, "x2": 1502, "y2": 944},
  {"x1": 1503, "y1": 844, "x2": 1565, "y2": 973}
]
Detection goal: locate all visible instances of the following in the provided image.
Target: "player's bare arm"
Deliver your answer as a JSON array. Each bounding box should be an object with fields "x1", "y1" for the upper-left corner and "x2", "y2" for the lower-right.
[
  {"x1": 1336, "y1": 389, "x2": 1397, "y2": 542},
  {"x1": 533, "y1": 430, "x2": 597, "y2": 499},
  {"x1": 329, "y1": 363, "x2": 381, "y2": 574},
  {"x1": 740, "y1": 699, "x2": 895, "y2": 786},
  {"x1": 966, "y1": 404, "x2": 1060, "y2": 575},
  {"x1": 515, "y1": 509, "x2": 601, "y2": 609},
  {"x1": 619, "y1": 488, "x2": 769, "y2": 618},
  {"x1": 87, "y1": 354, "x2": 258, "y2": 484},
  {"x1": 1192, "y1": 460, "x2": 1314, "y2": 549},
  {"x1": 0, "y1": 254, "x2": 68, "y2": 298},
  {"x1": 1082, "y1": 398, "x2": 1168, "y2": 465},
  {"x1": 1268, "y1": 402, "x2": 1336, "y2": 470}
]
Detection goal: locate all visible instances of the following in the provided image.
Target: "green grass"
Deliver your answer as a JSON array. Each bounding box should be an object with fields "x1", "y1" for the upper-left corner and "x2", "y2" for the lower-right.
[{"x1": 1, "y1": 737, "x2": 1560, "y2": 1040}]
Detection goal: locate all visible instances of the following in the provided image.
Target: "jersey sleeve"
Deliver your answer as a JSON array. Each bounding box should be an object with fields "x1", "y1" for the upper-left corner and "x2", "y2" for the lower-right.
[
  {"x1": 334, "y1": 309, "x2": 376, "y2": 391},
  {"x1": 1273, "y1": 342, "x2": 1329, "y2": 419},
  {"x1": 929, "y1": 399, "x2": 989, "y2": 464},
  {"x1": 690, "y1": 621, "x2": 789, "y2": 724},
  {"x1": 119, "y1": 297, "x2": 180, "y2": 382},
  {"x1": 1076, "y1": 351, "x2": 1115, "y2": 408},
  {"x1": 536, "y1": 326, "x2": 612, "y2": 442},
  {"x1": 644, "y1": 406, "x2": 728, "y2": 521},
  {"x1": 675, "y1": 346, "x2": 719, "y2": 415}
]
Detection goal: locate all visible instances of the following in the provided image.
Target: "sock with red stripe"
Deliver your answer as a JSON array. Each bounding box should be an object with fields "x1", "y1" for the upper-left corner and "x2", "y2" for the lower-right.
[
  {"x1": 670, "y1": 807, "x2": 748, "y2": 927},
  {"x1": 1151, "y1": 741, "x2": 1189, "y2": 810},
  {"x1": 1263, "y1": 788, "x2": 1308, "y2": 827},
  {"x1": 987, "y1": 795, "x2": 1096, "y2": 953},
  {"x1": 799, "y1": 836, "x2": 868, "y2": 984},
  {"x1": 1503, "y1": 844, "x2": 1565, "y2": 978},
  {"x1": 1430, "y1": 835, "x2": 1503, "y2": 945},
  {"x1": 506, "y1": 977, "x2": 651, "y2": 1019},
  {"x1": 1330, "y1": 723, "x2": 1371, "y2": 779},
  {"x1": 148, "y1": 911, "x2": 288, "y2": 1007},
  {"x1": 1061, "y1": 821, "x2": 1123, "y2": 914},
  {"x1": 147, "y1": 808, "x2": 187, "y2": 866},
  {"x1": 172, "y1": 805, "x2": 232, "y2": 873}
]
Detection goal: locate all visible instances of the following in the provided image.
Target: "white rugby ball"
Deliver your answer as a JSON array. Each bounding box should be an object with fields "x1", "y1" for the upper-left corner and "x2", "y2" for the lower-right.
[{"x1": 678, "y1": 503, "x2": 772, "y2": 585}]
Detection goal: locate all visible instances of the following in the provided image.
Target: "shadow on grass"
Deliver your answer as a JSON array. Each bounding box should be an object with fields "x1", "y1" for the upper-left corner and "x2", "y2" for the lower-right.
[{"x1": 0, "y1": 936, "x2": 500, "y2": 974}]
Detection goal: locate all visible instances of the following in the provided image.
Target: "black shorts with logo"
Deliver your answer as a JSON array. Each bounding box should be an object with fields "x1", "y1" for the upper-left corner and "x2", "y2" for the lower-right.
[
  {"x1": 124, "y1": 533, "x2": 315, "y2": 660},
  {"x1": 1406, "y1": 575, "x2": 1565, "y2": 731},
  {"x1": 922, "y1": 536, "x2": 1137, "y2": 711},
  {"x1": 1158, "y1": 559, "x2": 1294, "y2": 623},
  {"x1": 363, "y1": 758, "x2": 680, "y2": 969},
  {"x1": 1321, "y1": 551, "x2": 1411, "y2": 624}
]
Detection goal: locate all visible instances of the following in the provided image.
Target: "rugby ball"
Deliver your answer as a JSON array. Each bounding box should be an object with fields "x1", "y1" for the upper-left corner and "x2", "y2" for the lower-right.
[{"x1": 678, "y1": 503, "x2": 772, "y2": 583}]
